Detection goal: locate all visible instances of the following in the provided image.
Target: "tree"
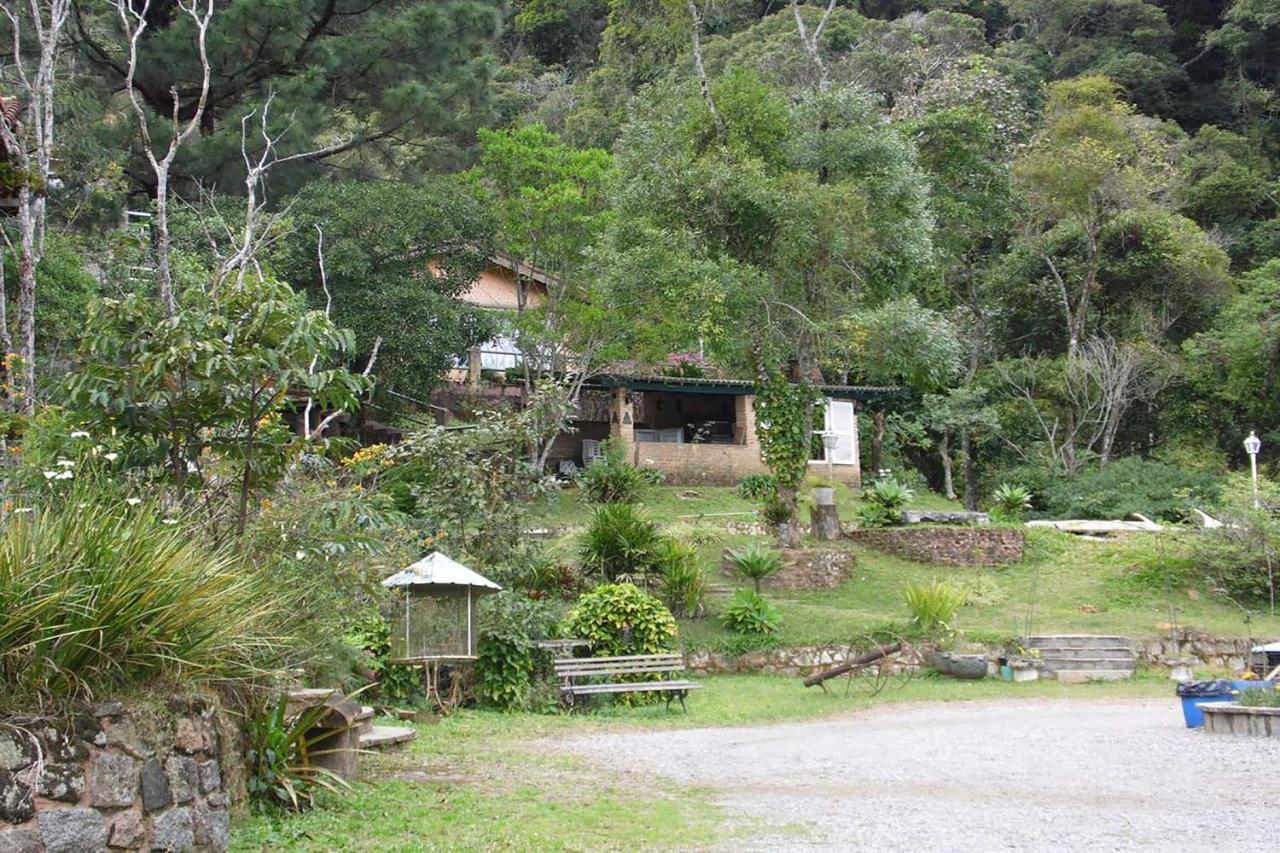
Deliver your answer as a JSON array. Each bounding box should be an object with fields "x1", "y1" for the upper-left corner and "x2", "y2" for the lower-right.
[
  {"x1": 66, "y1": 274, "x2": 367, "y2": 534},
  {"x1": 70, "y1": 0, "x2": 506, "y2": 194},
  {"x1": 275, "y1": 179, "x2": 500, "y2": 397}
]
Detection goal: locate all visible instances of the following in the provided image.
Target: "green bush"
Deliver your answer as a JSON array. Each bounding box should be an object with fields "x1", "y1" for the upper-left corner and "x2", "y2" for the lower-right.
[
  {"x1": 761, "y1": 495, "x2": 793, "y2": 525},
  {"x1": 721, "y1": 589, "x2": 780, "y2": 634},
  {"x1": 1037, "y1": 457, "x2": 1222, "y2": 522},
  {"x1": 578, "y1": 438, "x2": 648, "y2": 504},
  {"x1": 1237, "y1": 686, "x2": 1280, "y2": 707},
  {"x1": 475, "y1": 593, "x2": 562, "y2": 711},
  {"x1": 725, "y1": 543, "x2": 782, "y2": 593},
  {"x1": 579, "y1": 503, "x2": 663, "y2": 582},
  {"x1": 861, "y1": 478, "x2": 914, "y2": 527},
  {"x1": 654, "y1": 538, "x2": 708, "y2": 618},
  {"x1": 562, "y1": 583, "x2": 678, "y2": 656},
  {"x1": 989, "y1": 483, "x2": 1033, "y2": 522},
  {"x1": 342, "y1": 611, "x2": 421, "y2": 704},
  {"x1": 736, "y1": 473, "x2": 777, "y2": 501},
  {"x1": 0, "y1": 490, "x2": 292, "y2": 709},
  {"x1": 903, "y1": 579, "x2": 966, "y2": 633}
]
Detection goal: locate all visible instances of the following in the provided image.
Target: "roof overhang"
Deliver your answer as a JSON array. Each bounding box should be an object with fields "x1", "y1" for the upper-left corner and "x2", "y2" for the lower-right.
[{"x1": 584, "y1": 373, "x2": 905, "y2": 404}]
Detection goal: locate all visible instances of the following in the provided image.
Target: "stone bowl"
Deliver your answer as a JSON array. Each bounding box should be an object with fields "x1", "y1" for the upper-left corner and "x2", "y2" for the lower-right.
[{"x1": 930, "y1": 651, "x2": 987, "y2": 680}]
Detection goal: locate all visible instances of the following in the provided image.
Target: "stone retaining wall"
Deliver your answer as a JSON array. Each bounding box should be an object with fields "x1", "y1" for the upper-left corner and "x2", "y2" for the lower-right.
[
  {"x1": 0, "y1": 696, "x2": 242, "y2": 852},
  {"x1": 721, "y1": 548, "x2": 854, "y2": 591},
  {"x1": 847, "y1": 527, "x2": 1025, "y2": 566}
]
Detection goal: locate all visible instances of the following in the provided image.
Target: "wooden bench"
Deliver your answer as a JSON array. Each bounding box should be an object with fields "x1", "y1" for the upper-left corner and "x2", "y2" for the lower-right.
[{"x1": 553, "y1": 653, "x2": 701, "y2": 712}]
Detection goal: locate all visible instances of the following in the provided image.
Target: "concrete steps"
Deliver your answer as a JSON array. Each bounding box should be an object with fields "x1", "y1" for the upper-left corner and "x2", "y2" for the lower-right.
[
  {"x1": 359, "y1": 725, "x2": 417, "y2": 751},
  {"x1": 1027, "y1": 635, "x2": 1136, "y2": 682}
]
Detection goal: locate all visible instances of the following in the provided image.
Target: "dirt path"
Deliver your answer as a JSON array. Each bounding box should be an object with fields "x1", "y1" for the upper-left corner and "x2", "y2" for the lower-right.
[{"x1": 562, "y1": 698, "x2": 1279, "y2": 851}]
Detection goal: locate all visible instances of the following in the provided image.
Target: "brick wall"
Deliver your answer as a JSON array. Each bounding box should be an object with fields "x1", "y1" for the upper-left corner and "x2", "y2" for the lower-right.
[
  {"x1": 848, "y1": 527, "x2": 1025, "y2": 566},
  {"x1": 632, "y1": 441, "x2": 767, "y2": 485}
]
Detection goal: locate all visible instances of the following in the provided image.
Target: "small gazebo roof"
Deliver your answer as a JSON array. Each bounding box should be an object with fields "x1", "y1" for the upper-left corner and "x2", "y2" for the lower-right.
[{"x1": 382, "y1": 552, "x2": 502, "y2": 593}]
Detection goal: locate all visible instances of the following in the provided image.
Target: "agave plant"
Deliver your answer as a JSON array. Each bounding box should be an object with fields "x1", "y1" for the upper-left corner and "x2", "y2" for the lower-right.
[
  {"x1": 991, "y1": 483, "x2": 1033, "y2": 521},
  {"x1": 726, "y1": 543, "x2": 783, "y2": 593}
]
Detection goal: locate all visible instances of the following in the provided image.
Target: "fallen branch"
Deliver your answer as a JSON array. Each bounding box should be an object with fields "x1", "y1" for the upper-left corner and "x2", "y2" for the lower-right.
[{"x1": 803, "y1": 642, "x2": 902, "y2": 688}]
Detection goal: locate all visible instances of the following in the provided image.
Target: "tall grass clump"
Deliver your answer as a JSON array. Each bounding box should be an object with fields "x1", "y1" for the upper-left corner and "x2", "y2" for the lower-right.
[
  {"x1": 903, "y1": 579, "x2": 966, "y2": 633},
  {"x1": 0, "y1": 492, "x2": 294, "y2": 710}
]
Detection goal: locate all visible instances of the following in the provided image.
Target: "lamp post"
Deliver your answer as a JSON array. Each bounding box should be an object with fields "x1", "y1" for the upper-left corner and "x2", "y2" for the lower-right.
[
  {"x1": 1245, "y1": 431, "x2": 1262, "y2": 509},
  {"x1": 821, "y1": 430, "x2": 839, "y2": 489}
]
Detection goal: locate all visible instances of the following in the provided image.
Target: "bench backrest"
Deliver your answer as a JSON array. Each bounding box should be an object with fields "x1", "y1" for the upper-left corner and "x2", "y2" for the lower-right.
[{"x1": 554, "y1": 653, "x2": 685, "y2": 681}]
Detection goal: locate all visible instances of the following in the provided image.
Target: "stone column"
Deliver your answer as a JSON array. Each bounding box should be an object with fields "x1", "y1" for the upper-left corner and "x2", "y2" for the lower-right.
[
  {"x1": 466, "y1": 346, "x2": 481, "y2": 387},
  {"x1": 735, "y1": 394, "x2": 758, "y2": 447},
  {"x1": 610, "y1": 387, "x2": 634, "y2": 459}
]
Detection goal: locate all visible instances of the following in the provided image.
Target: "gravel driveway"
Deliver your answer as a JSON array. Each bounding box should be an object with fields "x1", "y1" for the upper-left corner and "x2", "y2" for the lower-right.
[{"x1": 563, "y1": 698, "x2": 1279, "y2": 851}]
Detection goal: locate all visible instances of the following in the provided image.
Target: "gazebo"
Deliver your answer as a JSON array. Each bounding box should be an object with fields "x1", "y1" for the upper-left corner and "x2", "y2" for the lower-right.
[{"x1": 382, "y1": 552, "x2": 501, "y2": 709}]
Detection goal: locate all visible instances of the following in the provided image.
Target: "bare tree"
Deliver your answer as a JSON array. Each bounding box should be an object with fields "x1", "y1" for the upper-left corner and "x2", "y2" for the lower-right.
[
  {"x1": 791, "y1": 0, "x2": 838, "y2": 87},
  {"x1": 686, "y1": 1, "x2": 725, "y2": 141},
  {"x1": 113, "y1": 0, "x2": 213, "y2": 316},
  {"x1": 0, "y1": 0, "x2": 71, "y2": 413}
]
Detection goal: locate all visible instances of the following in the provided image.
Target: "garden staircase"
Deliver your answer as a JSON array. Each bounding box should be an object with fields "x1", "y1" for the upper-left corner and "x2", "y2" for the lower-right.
[
  {"x1": 355, "y1": 704, "x2": 417, "y2": 751},
  {"x1": 1026, "y1": 635, "x2": 1137, "y2": 682}
]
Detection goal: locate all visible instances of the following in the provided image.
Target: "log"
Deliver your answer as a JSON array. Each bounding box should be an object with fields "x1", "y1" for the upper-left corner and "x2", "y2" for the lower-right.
[{"x1": 803, "y1": 642, "x2": 903, "y2": 687}]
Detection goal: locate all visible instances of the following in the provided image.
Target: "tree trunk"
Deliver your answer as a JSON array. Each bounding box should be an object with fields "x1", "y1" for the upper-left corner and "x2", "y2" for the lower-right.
[
  {"x1": 15, "y1": 189, "x2": 38, "y2": 415},
  {"x1": 870, "y1": 410, "x2": 886, "y2": 475},
  {"x1": 939, "y1": 429, "x2": 955, "y2": 501},
  {"x1": 961, "y1": 432, "x2": 978, "y2": 512},
  {"x1": 810, "y1": 502, "x2": 841, "y2": 541}
]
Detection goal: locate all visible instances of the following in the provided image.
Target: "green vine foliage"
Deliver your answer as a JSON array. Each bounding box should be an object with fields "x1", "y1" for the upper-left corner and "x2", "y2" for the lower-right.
[
  {"x1": 562, "y1": 583, "x2": 677, "y2": 657},
  {"x1": 343, "y1": 611, "x2": 421, "y2": 705},
  {"x1": 753, "y1": 371, "x2": 821, "y2": 494},
  {"x1": 475, "y1": 593, "x2": 562, "y2": 711}
]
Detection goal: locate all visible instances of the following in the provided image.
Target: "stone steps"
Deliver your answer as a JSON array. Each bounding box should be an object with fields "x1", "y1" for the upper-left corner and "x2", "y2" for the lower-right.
[
  {"x1": 1027, "y1": 635, "x2": 1136, "y2": 682},
  {"x1": 359, "y1": 725, "x2": 417, "y2": 751}
]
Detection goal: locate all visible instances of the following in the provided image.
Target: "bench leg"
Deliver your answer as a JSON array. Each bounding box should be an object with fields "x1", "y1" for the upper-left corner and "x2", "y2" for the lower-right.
[
  {"x1": 665, "y1": 693, "x2": 674, "y2": 713},
  {"x1": 678, "y1": 691, "x2": 688, "y2": 714}
]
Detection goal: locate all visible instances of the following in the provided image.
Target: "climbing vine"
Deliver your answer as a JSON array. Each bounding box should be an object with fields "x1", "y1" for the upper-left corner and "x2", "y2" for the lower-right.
[{"x1": 753, "y1": 369, "x2": 821, "y2": 496}]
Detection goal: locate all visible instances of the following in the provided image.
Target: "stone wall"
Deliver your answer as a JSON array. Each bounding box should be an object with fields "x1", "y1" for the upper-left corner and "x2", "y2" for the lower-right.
[
  {"x1": 722, "y1": 547, "x2": 854, "y2": 590},
  {"x1": 847, "y1": 527, "x2": 1025, "y2": 566},
  {"x1": 0, "y1": 696, "x2": 242, "y2": 852},
  {"x1": 686, "y1": 644, "x2": 926, "y2": 677}
]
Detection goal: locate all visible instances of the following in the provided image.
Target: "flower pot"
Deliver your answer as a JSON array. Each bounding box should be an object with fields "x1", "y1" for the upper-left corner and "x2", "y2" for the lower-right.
[{"x1": 814, "y1": 487, "x2": 835, "y2": 506}]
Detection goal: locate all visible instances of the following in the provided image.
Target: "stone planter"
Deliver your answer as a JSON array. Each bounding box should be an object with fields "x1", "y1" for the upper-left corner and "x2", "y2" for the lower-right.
[
  {"x1": 813, "y1": 487, "x2": 835, "y2": 506},
  {"x1": 1008, "y1": 657, "x2": 1042, "y2": 683},
  {"x1": 1199, "y1": 702, "x2": 1280, "y2": 737},
  {"x1": 1162, "y1": 657, "x2": 1197, "y2": 681},
  {"x1": 930, "y1": 652, "x2": 988, "y2": 680}
]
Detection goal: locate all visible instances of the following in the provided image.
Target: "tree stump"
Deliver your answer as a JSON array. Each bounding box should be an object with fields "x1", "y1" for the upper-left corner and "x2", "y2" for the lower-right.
[{"x1": 810, "y1": 503, "x2": 841, "y2": 541}]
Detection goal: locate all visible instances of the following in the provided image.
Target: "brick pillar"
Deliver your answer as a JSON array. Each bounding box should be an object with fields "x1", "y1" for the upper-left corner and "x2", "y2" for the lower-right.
[
  {"x1": 849, "y1": 408, "x2": 862, "y2": 488},
  {"x1": 610, "y1": 387, "x2": 634, "y2": 459},
  {"x1": 734, "y1": 395, "x2": 758, "y2": 447}
]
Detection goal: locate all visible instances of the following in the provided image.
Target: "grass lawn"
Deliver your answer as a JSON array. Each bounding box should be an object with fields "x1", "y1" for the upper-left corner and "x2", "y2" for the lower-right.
[
  {"x1": 231, "y1": 672, "x2": 1174, "y2": 852},
  {"x1": 533, "y1": 485, "x2": 1280, "y2": 648}
]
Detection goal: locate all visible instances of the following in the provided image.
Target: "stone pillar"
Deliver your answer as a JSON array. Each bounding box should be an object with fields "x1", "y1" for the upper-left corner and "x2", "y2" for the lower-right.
[
  {"x1": 735, "y1": 395, "x2": 757, "y2": 447},
  {"x1": 610, "y1": 388, "x2": 634, "y2": 459},
  {"x1": 466, "y1": 346, "x2": 481, "y2": 387}
]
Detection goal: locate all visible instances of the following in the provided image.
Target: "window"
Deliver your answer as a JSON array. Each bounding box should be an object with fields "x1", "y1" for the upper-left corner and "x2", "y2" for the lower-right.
[{"x1": 810, "y1": 398, "x2": 857, "y2": 465}]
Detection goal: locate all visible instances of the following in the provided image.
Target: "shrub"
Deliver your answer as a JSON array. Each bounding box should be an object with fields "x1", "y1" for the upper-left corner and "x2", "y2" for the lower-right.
[
  {"x1": 861, "y1": 478, "x2": 914, "y2": 526},
  {"x1": 1237, "y1": 686, "x2": 1280, "y2": 707},
  {"x1": 578, "y1": 438, "x2": 648, "y2": 504},
  {"x1": 562, "y1": 583, "x2": 678, "y2": 656},
  {"x1": 1037, "y1": 457, "x2": 1222, "y2": 522},
  {"x1": 245, "y1": 694, "x2": 353, "y2": 812},
  {"x1": 990, "y1": 483, "x2": 1033, "y2": 522},
  {"x1": 726, "y1": 543, "x2": 783, "y2": 593},
  {"x1": 579, "y1": 503, "x2": 663, "y2": 582},
  {"x1": 342, "y1": 610, "x2": 421, "y2": 704},
  {"x1": 903, "y1": 579, "x2": 966, "y2": 633},
  {"x1": 737, "y1": 473, "x2": 777, "y2": 501},
  {"x1": 761, "y1": 495, "x2": 793, "y2": 525},
  {"x1": 721, "y1": 589, "x2": 780, "y2": 634},
  {"x1": 0, "y1": 491, "x2": 292, "y2": 710},
  {"x1": 959, "y1": 576, "x2": 1008, "y2": 608},
  {"x1": 654, "y1": 538, "x2": 709, "y2": 617},
  {"x1": 476, "y1": 593, "x2": 562, "y2": 711}
]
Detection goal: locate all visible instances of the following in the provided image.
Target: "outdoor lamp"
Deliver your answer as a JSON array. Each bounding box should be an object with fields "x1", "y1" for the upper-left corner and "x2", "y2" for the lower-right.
[
  {"x1": 821, "y1": 430, "x2": 839, "y2": 487},
  {"x1": 1245, "y1": 431, "x2": 1262, "y2": 508}
]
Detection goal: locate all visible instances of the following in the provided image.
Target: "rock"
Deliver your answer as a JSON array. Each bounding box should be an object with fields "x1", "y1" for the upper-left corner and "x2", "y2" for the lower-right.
[
  {"x1": 37, "y1": 763, "x2": 86, "y2": 803},
  {"x1": 91, "y1": 702, "x2": 125, "y2": 720},
  {"x1": 197, "y1": 760, "x2": 221, "y2": 795},
  {"x1": 902, "y1": 510, "x2": 991, "y2": 525},
  {"x1": 0, "y1": 734, "x2": 35, "y2": 773},
  {"x1": 205, "y1": 792, "x2": 230, "y2": 809},
  {"x1": 0, "y1": 828, "x2": 40, "y2": 853},
  {"x1": 140, "y1": 758, "x2": 171, "y2": 812},
  {"x1": 38, "y1": 808, "x2": 108, "y2": 853},
  {"x1": 174, "y1": 719, "x2": 204, "y2": 755},
  {"x1": 165, "y1": 756, "x2": 198, "y2": 803},
  {"x1": 108, "y1": 810, "x2": 143, "y2": 849},
  {"x1": 151, "y1": 807, "x2": 194, "y2": 852},
  {"x1": 100, "y1": 718, "x2": 147, "y2": 760},
  {"x1": 193, "y1": 802, "x2": 230, "y2": 851},
  {"x1": 90, "y1": 753, "x2": 138, "y2": 808},
  {"x1": 39, "y1": 727, "x2": 87, "y2": 764},
  {"x1": 72, "y1": 715, "x2": 103, "y2": 744},
  {"x1": 0, "y1": 771, "x2": 34, "y2": 824}
]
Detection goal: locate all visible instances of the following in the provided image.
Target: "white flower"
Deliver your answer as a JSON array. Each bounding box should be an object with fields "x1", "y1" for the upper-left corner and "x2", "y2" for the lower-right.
[
  {"x1": 161, "y1": 519, "x2": 178, "y2": 525},
  {"x1": 43, "y1": 470, "x2": 57, "y2": 480},
  {"x1": 126, "y1": 497, "x2": 142, "y2": 506},
  {"x1": 56, "y1": 459, "x2": 75, "y2": 468},
  {"x1": 295, "y1": 550, "x2": 306, "y2": 560},
  {"x1": 104, "y1": 452, "x2": 120, "y2": 462},
  {"x1": 13, "y1": 507, "x2": 33, "y2": 514},
  {"x1": 70, "y1": 430, "x2": 90, "y2": 439},
  {"x1": 54, "y1": 470, "x2": 73, "y2": 480}
]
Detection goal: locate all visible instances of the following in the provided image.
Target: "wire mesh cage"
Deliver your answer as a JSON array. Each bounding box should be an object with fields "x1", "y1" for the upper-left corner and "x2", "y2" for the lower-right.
[{"x1": 382, "y1": 552, "x2": 501, "y2": 664}]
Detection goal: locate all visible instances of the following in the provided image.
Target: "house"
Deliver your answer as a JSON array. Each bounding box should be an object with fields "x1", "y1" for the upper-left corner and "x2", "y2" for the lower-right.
[{"x1": 440, "y1": 257, "x2": 901, "y2": 487}]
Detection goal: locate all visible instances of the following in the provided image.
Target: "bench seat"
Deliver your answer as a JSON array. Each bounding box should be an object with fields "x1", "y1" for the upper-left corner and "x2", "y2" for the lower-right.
[{"x1": 553, "y1": 653, "x2": 701, "y2": 712}]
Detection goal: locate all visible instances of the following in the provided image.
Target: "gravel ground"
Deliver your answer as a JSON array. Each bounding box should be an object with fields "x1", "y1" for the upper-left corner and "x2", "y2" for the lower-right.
[{"x1": 561, "y1": 698, "x2": 1280, "y2": 851}]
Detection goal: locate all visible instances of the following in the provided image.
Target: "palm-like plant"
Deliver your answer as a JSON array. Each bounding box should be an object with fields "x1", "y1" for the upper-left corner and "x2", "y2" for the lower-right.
[
  {"x1": 726, "y1": 543, "x2": 783, "y2": 593},
  {"x1": 991, "y1": 483, "x2": 1033, "y2": 521}
]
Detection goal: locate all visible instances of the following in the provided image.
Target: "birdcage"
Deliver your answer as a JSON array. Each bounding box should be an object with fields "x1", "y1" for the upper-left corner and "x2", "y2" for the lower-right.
[{"x1": 382, "y1": 552, "x2": 502, "y2": 662}]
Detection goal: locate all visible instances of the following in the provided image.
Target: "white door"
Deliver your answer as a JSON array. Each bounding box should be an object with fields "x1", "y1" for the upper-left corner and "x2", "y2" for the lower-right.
[{"x1": 826, "y1": 399, "x2": 857, "y2": 464}]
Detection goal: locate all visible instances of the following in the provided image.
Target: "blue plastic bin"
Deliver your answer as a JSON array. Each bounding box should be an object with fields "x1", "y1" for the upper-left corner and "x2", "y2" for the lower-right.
[{"x1": 1181, "y1": 695, "x2": 1232, "y2": 727}]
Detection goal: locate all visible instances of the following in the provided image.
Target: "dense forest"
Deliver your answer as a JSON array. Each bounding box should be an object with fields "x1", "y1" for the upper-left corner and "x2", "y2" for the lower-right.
[{"x1": 2, "y1": 0, "x2": 1280, "y2": 513}]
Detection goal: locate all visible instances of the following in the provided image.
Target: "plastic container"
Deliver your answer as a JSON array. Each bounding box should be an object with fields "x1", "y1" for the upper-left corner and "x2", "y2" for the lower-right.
[{"x1": 1176, "y1": 679, "x2": 1235, "y2": 728}]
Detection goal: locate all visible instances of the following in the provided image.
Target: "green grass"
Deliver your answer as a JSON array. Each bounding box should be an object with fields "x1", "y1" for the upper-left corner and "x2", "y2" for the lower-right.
[
  {"x1": 232, "y1": 672, "x2": 1174, "y2": 851},
  {"x1": 535, "y1": 486, "x2": 1280, "y2": 648}
]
